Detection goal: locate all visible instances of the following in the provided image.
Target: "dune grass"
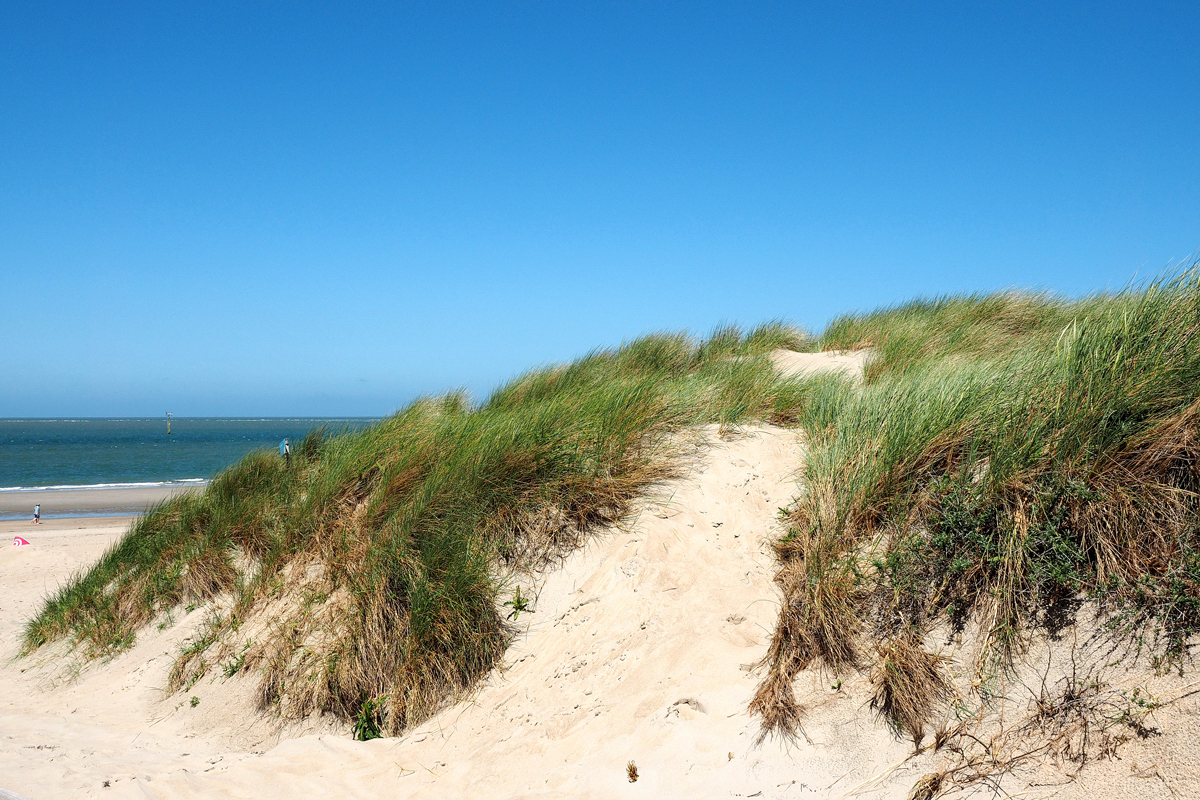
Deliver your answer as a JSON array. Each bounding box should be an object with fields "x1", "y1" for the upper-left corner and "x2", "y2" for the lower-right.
[
  {"x1": 753, "y1": 269, "x2": 1200, "y2": 742},
  {"x1": 29, "y1": 270, "x2": 1200, "y2": 749},
  {"x1": 24, "y1": 323, "x2": 810, "y2": 735}
]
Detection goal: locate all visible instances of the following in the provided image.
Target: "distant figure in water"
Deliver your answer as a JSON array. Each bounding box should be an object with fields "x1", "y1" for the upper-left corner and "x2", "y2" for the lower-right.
[
  {"x1": 281, "y1": 438, "x2": 291, "y2": 466},
  {"x1": 32, "y1": 504, "x2": 40, "y2": 524}
]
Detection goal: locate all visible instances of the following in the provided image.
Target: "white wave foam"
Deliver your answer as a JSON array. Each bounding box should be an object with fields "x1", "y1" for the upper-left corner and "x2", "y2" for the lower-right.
[{"x1": 0, "y1": 479, "x2": 209, "y2": 493}]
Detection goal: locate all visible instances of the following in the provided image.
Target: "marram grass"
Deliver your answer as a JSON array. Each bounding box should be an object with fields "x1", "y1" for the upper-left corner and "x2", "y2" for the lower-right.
[
  {"x1": 754, "y1": 268, "x2": 1200, "y2": 742},
  {"x1": 29, "y1": 271, "x2": 1200, "y2": 747},
  {"x1": 24, "y1": 323, "x2": 810, "y2": 735}
]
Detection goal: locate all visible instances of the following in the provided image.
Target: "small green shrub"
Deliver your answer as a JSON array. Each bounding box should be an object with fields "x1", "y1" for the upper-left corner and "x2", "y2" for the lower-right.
[
  {"x1": 504, "y1": 587, "x2": 531, "y2": 620},
  {"x1": 221, "y1": 643, "x2": 250, "y2": 678},
  {"x1": 353, "y1": 696, "x2": 387, "y2": 741}
]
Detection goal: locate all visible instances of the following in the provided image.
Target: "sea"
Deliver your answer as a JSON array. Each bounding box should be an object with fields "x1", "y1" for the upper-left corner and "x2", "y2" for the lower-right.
[{"x1": 0, "y1": 417, "x2": 378, "y2": 491}]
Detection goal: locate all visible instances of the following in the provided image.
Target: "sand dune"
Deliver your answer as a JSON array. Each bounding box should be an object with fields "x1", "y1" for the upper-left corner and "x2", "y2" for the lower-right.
[
  {"x1": 112, "y1": 426, "x2": 922, "y2": 798},
  {"x1": 771, "y1": 348, "x2": 870, "y2": 382},
  {"x1": 0, "y1": 426, "x2": 919, "y2": 799},
  {"x1": 3, "y1": 350, "x2": 1198, "y2": 799}
]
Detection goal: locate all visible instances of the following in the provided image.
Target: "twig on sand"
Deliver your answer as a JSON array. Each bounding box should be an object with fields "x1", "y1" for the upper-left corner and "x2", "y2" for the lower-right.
[
  {"x1": 838, "y1": 753, "x2": 917, "y2": 797},
  {"x1": 1150, "y1": 678, "x2": 1200, "y2": 704}
]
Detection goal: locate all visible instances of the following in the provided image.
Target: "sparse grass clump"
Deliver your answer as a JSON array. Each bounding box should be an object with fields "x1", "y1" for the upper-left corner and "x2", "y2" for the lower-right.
[
  {"x1": 25, "y1": 323, "x2": 809, "y2": 736},
  {"x1": 755, "y1": 267, "x2": 1200, "y2": 744},
  {"x1": 869, "y1": 634, "x2": 952, "y2": 747},
  {"x1": 913, "y1": 667, "x2": 1159, "y2": 796}
]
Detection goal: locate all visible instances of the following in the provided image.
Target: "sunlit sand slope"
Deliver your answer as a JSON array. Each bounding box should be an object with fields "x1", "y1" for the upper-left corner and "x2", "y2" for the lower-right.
[{"x1": 111, "y1": 424, "x2": 915, "y2": 799}]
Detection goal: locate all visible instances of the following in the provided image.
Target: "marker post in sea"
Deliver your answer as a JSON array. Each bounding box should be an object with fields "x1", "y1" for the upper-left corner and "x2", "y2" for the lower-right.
[{"x1": 166, "y1": 412, "x2": 172, "y2": 435}]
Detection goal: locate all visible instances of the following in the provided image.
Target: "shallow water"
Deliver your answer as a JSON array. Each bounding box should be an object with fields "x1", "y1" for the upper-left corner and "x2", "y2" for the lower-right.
[{"x1": 0, "y1": 418, "x2": 378, "y2": 490}]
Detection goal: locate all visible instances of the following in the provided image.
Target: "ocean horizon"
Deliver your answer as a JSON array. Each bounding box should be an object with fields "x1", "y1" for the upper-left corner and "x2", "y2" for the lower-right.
[{"x1": 0, "y1": 417, "x2": 379, "y2": 491}]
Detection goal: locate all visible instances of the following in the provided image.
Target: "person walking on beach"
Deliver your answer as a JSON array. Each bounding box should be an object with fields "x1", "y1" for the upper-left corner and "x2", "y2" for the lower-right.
[
  {"x1": 281, "y1": 438, "x2": 291, "y2": 466},
  {"x1": 32, "y1": 504, "x2": 40, "y2": 524}
]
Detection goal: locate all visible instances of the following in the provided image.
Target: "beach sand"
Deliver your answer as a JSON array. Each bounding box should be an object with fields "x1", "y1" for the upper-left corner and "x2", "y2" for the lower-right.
[
  {"x1": 0, "y1": 485, "x2": 203, "y2": 522},
  {"x1": 3, "y1": 351, "x2": 1199, "y2": 798},
  {"x1": 0, "y1": 514, "x2": 345, "y2": 799}
]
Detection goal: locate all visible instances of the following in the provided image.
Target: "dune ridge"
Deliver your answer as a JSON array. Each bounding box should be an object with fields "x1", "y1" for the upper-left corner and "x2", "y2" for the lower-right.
[
  {"x1": 7, "y1": 412, "x2": 1197, "y2": 798},
  {"x1": 11, "y1": 278, "x2": 1200, "y2": 798}
]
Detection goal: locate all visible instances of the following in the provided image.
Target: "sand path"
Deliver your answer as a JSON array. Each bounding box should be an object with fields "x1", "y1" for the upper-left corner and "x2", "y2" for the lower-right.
[
  {"x1": 0, "y1": 416, "x2": 923, "y2": 799},
  {"x1": 0, "y1": 350, "x2": 904, "y2": 798},
  {"x1": 771, "y1": 349, "x2": 869, "y2": 382}
]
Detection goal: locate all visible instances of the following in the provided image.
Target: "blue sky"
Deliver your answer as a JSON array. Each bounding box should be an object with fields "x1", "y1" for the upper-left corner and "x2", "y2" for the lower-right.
[{"x1": 2, "y1": 2, "x2": 1197, "y2": 416}]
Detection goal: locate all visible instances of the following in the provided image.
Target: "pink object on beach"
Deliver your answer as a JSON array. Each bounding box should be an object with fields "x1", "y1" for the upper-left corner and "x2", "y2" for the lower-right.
[{"x1": 12, "y1": 536, "x2": 30, "y2": 546}]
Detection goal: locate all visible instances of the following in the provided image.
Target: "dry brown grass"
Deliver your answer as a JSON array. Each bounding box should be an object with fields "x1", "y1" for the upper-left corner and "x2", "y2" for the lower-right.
[
  {"x1": 869, "y1": 635, "x2": 952, "y2": 748},
  {"x1": 912, "y1": 667, "x2": 1160, "y2": 798},
  {"x1": 751, "y1": 540, "x2": 861, "y2": 741}
]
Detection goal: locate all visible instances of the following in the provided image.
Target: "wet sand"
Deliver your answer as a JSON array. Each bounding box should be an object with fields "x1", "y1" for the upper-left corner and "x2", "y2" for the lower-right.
[{"x1": 0, "y1": 484, "x2": 204, "y2": 521}]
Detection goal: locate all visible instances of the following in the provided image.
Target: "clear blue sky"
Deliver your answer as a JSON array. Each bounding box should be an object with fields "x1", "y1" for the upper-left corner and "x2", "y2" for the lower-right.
[{"x1": 2, "y1": 2, "x2": 1197, "y2": 417}]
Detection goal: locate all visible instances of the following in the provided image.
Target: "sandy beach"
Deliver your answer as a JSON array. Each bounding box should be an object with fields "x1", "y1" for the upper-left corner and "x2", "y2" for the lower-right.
[{"x1": 0, "y1": 485, "x2": 204, "y2": 523}]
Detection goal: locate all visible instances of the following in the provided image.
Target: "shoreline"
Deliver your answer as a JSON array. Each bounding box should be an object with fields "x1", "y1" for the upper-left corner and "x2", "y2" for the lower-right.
[
  {"x1": 0, "y1": 479, "x2": 207, "y2": 492},
  {"x1": 0, "y1": 483, "x2": 205, "y2": 521}
]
